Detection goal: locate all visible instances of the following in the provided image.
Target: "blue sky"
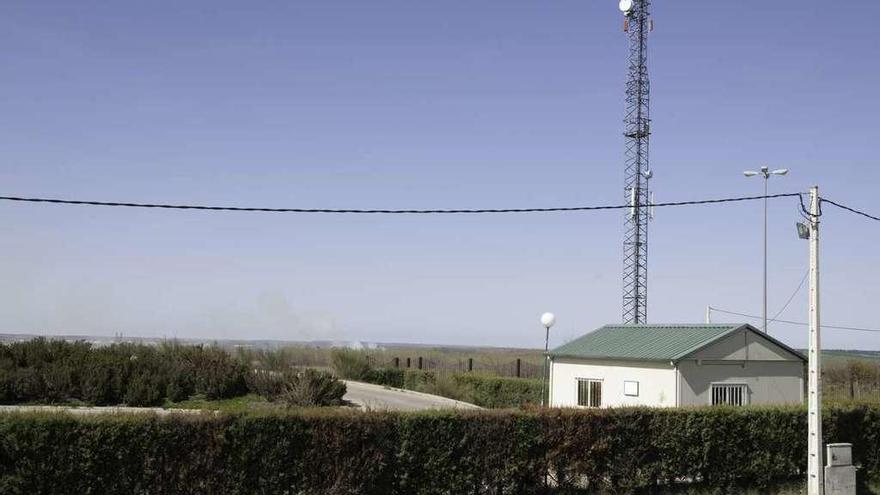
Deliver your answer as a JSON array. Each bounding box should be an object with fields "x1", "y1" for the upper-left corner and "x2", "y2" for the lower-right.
[{"x1": 1, "y1": 0, "x2": 878, "y2": 350}]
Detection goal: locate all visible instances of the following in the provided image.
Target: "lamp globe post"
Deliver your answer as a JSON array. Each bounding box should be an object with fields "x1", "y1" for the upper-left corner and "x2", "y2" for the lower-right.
[
  {"x1": 743, "y1": 165, "x2": 788, "y2": 333},
  {"x1": 540, "y1": 312, "x2": 556, "y2": 407}
]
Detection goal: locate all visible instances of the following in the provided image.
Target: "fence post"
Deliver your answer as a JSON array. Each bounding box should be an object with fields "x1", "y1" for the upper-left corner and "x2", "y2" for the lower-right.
[
  {"x1": 468, "y1": 358, "x2": 473, "y2": 372},
  {"x1": 418, "y1": 356, "x2": 423, "y2": 370},
  {"x1": 394, "y1": 357, "x2": 400, "y2": 368},
  {"x1": 516, "y1": 358, "x2": 521, "y2": 378},
  {"x1": 406, "y1": 357, "x2": 411, "y2": 368}
]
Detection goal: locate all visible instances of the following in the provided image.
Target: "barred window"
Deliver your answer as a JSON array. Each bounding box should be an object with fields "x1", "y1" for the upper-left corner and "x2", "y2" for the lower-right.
[
  {"x1": 711, "y1": 383, "x2": 748, "y2": 406},
  {"x1": 577, "y1": 379, "x2": 602, "y2": 408}
]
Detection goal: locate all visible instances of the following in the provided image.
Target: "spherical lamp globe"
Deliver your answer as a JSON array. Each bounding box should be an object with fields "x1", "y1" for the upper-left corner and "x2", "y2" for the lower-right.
[{"x1": 540, "y1": 312, "x2": 556, "y2": 329}]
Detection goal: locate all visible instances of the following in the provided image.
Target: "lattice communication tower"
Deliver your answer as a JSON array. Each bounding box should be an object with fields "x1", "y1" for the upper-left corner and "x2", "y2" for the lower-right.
[{"x1": 621, "y1": 0, "x2": 652, "y2": 324}]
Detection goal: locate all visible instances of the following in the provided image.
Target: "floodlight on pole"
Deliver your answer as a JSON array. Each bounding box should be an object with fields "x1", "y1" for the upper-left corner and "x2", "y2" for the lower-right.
[
  {"x1": 540, "y1": 312, "x2": 555, "y2": 407},
  {"x1": 743, "y1": 165, "x2": 789, "y2": 333}
]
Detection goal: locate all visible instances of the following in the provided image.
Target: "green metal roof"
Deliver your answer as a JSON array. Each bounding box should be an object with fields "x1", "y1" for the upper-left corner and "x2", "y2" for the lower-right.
[{"x1": 548, "y1": 324, "x2": 747, "y2": 362}]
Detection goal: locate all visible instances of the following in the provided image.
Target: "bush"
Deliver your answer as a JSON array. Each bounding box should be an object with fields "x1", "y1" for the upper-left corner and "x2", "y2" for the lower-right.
[
  {"x1": 1, "y1": 405, "x2": 878, "y2": 493},
  {"x1": 366, "y1": 368, "x2": 405, "y2": 388},
  {"x1": 279, "y1": 369, "x2": 346, "y2": 407},
  {"x1": 11, "y1": 368, "x2": 44, "y2": 402},
  {"x1": 403, "y1": 369, "x2": 435, "y2": 390},
  {"x1": 244, "y1": 370, "x2": 286, "y2": 400},
  {"x1": 452, "y1": 374, "x2": 542, "y2": 408},
  {"x1": 0, "y1": 369, "x2": 12, "y2": 403},
  {"x1": 0, "y1": 339, "x2": 249, "y2": 406},
  {"x1": 123, "y1": 371, "x2": 165, "y2": 407},
  {"x1": 363, "y1": 369, "x2": 540, "y2": 408},
  {"x1": 79, "y1": 361, "x2": 118, "y2": 406},
  {"x1": 416, "y1": 374, "x2": 474, "y2": 403},
  {"x1": 330, "y1": 349, "x2": 373, "y2": 380},
  {"x1": 244, "y1": 369, "x2": 346, "y2": 407}
]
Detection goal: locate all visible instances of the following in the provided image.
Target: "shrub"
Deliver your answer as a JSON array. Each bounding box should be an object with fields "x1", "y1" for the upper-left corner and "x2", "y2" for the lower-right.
[
  {"x1": 366, "y1": 368, "x2": 405, "y2": 388},
  {"x1": 278, "y1": 369, "x2": 346, "y2": 407},
  {"x1": 244, "y1": 370, "x2": 286, "y2": 400},
  {"x1": 365, "y1": 370, "x2": 540, "y2": 408},
  {"x1": 0, "y1": 339, "x2": 251, "y2": 407},
  {"x1": 42, "y1": 362, "x2": 76, "y2": 403},
  {"x1": 79, "y1": 361, "x2": 117, "y2": 406},
  {"x1": 416, "y1": 374, "x2": 474, "y2": 403},
  {"x1": 1, "y1": 405, "x2": 878, "y2": 493},
  {"x1": 123, "y1": 371, "x2": 165, "y2": 407},
  {"x1": 331, "y1": 349, "x2": 373, "y2": 380},
  {"x1": 452, "y1": 374, "x2": 541, "y2": 408},
  {"x1": 0, "y1": 369, "x2": 12, "y2": 403},
  {"x1": 244, "y1": 369, "x2": 346, "y2": 407},
  {"x1": 11, "y1": 368, "x2": 43, "y2": 402},
  {"x1": 403, "y1": 369, "x2": 435, "y2": 390}
]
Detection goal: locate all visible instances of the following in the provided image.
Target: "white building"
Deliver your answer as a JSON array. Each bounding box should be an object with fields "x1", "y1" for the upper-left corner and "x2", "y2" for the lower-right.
[{"x1": 548, "y1": 324, "x2": 806, "y2": 408}]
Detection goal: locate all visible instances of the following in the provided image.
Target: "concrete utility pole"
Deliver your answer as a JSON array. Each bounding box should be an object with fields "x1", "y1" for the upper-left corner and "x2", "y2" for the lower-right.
[{"x1": 807, "y1": 185, "x2": 823, "y2": 495}]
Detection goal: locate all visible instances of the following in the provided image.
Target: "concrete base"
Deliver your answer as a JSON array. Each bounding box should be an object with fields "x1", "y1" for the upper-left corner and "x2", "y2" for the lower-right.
[{"x1": 824, "y1": 465, "x2": 856, "y2": 495}]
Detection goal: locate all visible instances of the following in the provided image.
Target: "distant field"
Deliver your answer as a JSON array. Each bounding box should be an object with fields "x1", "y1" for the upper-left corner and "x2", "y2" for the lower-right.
[
  {"x1": 234, "y1": 344, "x2": 547, "y2": 379},
  {"x1": 822, "y1": 349, "x2": 880, "y2": 365}
]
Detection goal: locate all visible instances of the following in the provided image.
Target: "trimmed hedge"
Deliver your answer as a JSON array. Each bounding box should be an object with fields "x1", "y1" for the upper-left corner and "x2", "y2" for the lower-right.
[
  {"x1": 367, "y1": 368, "x2": 542, "y2": 408},
  {"x1": 452, "y1": 374, "x2": 541, "y2": 408},
  {"x1": 0, "y1": 339, "x2": 248, "y2": 406},
  {"x1": 1, "y1": 405, "x2": 878, "y2": 494}
]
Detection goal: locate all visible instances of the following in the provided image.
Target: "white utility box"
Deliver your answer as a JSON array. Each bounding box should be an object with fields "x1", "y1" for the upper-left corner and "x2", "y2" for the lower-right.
[{"x1": 824, "y1": 443, "x2": 856, "y2": 495}]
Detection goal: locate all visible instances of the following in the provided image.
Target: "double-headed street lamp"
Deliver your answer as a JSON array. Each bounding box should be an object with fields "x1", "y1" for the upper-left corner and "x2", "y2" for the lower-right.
[{"x1": 743, "y1": 165, "x2": 789, "y2": 333}]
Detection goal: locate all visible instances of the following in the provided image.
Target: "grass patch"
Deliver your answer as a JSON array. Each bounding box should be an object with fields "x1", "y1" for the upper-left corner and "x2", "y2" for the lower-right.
[{"x1": 163, "y1": 394, "x2": 278, "y2": 413}]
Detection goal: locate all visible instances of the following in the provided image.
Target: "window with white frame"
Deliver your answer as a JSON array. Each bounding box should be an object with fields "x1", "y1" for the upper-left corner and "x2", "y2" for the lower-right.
[
  {"x1": 624, "y1": 380, "x2": 639, "y2": 397},
  {"x1": 577, "y1": 379, "x2": 602, "y2": 408},
  {"x1": 711, "y1": 383, "x2": 748, "y2": 406}
]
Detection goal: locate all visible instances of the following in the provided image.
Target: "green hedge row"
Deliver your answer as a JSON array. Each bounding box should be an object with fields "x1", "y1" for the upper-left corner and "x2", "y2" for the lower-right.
[
  {"x1": 363, "y1": 368, "x2": 541, "y2": 408},
  {"x1": 2, "y1": 405, "x2": 877, "y2": 494},
  {"x1": 0, "y1": 339, "x2": 247, "y2": 406},
  {"x1": 452, "y1": 374, "x2": 541, "y2": 408}
]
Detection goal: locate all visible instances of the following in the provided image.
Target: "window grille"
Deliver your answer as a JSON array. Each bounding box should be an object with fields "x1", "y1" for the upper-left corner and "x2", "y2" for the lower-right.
[
  {"x1": 711, "y1": 383, "x2": 747, "y2": 406},
  {"x1": 577, "y1": 379, "x2": 602, "y2": 408}
]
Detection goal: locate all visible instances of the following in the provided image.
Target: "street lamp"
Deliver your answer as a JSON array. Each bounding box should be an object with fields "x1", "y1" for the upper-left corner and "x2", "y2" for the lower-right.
[
  {"x1": 540, "y1": 312, "x2": 556, "y2": 407},
  {"x1": 743, "y1": 165, "x2": 789, "y2": 333}
]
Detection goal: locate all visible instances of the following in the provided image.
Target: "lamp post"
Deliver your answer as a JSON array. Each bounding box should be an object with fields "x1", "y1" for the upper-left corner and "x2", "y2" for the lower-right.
[
  {"x1": 743, "y1": 165, "x2": 788, "y2": 333},
  {"x1": 540, "y1": 312, "x2": 556, "y2": 407}
]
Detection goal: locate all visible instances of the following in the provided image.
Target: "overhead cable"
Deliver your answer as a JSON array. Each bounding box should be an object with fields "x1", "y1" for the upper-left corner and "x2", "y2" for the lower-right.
[
  {"x1": 820, "y1": 197, "x2": 880, "y2": 223},
  {"x1": 709, "y1": 307, "x2": 880, "y2": 333},
  {"x1": 769, "y1": 270, "x2": 809, "y2": 323},
  {"x1": 0, "y1": 193, "x2": 804, "y2": 215}
]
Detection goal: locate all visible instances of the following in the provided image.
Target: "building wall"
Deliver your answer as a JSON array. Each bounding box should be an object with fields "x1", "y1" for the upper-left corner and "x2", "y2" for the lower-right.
[
  {"x1": 688, "y1": 328, "x2": 799, "y2": 361},
  {"x1": 549, "y1": 358, "x2": 677, "y2": 408},
  {"x1": 677, "y1": 360, "x2": 804, "y2": 406}
]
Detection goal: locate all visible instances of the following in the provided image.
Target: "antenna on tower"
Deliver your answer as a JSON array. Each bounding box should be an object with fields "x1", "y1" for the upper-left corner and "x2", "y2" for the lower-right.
[{"x1": 620, "y1": 0, "x2": 652, "y2": 324}]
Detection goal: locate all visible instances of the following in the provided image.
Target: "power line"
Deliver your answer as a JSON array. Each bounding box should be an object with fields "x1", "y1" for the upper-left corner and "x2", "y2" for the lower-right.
[
  {"x1": 769, "y1": 270, "x2": 809, "y2": 323},
  {"x1": 709, "y1": 307, "x2": 880, "y2": 333},
  {"x1": 0, "y1": 193, "x2": 803, "y2": 215},
  {"x1": 820, "y1": 197, "x2": 880, "y2": 222}
]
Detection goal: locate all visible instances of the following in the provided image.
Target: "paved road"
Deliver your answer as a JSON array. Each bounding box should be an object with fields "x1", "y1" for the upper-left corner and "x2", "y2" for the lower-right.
[
  {"x1": 0, "y1": 382, "x2": 481, "y2": 414},
  {"x1": 342, "y1": 380, "x2": 481, "y2": 411}
]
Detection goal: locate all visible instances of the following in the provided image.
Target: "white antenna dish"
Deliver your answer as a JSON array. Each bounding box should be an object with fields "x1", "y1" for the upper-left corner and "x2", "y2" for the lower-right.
[{"x1": 619, "y1": 0, "x2": 633, "y2": 14}]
